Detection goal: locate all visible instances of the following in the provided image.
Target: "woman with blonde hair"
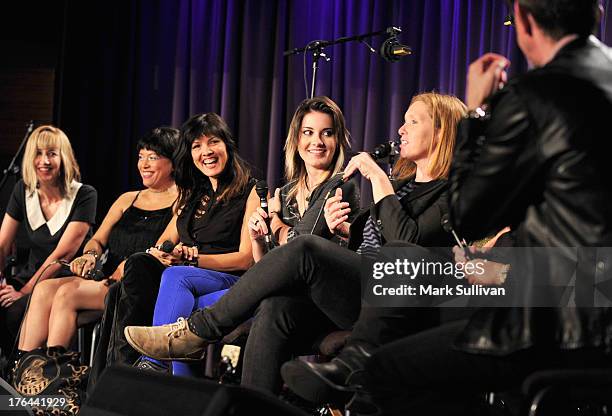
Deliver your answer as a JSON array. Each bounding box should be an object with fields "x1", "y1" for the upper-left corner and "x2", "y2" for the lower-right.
[
  {"x1": 16, "y1": 127, "x2": 179, "y2": 355},
  {"x1": 0, "y1": 125, "x2": 97, "y2": 360},
  {"x1": 250, "y1": 96, "x2": 359, "y2": 259},
  {"x1": 125, "y1": 92, "x2": 466, "y2": 395}
]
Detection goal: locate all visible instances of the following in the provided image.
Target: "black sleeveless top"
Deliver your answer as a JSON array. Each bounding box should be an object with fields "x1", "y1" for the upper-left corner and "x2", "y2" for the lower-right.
[
  {"x1": 176, "y1": 178, "x2": 256, "y2": 262},
  {"x1": 103, "y1": 192, "x2": 174, "y2": 275}
]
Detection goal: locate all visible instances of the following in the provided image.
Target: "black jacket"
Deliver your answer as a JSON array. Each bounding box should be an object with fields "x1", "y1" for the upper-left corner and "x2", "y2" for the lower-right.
[
  {"x1": 349, "y1": 178, "x2": 454, "y2": 250},
  {"x1": 450, "y1": 36, "x2": 612, "y2": 354}
]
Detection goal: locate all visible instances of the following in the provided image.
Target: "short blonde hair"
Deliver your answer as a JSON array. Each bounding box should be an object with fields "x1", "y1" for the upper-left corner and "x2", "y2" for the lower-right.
[
  {"x1": 393, "y1": 92, "x2": 467, "y2": 180},
  {"x1": 22, "y1": 125, "x2": 81, "y2": 197}
]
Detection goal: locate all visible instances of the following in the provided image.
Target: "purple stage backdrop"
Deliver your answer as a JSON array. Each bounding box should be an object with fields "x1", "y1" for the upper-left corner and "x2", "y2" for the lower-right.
[{"x1": 57, "y1": 0, "x2": 612, "y2": 213}]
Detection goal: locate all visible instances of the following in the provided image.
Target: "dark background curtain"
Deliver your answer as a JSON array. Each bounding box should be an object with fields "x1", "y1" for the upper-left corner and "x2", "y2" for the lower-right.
[{"x1": 41, "y1": 0, "x2": 612, "y2": 215}]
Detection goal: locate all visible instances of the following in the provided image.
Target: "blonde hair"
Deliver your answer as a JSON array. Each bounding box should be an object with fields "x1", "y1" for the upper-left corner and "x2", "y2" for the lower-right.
[
  {"x1": 22, "y1": 125, "x2": 81, "y2": 197},
  {"x1": 284, "y1": 96, "x2": 350, "y2": 201},
  {"x1": 393, "y1": 92, "x2": 467, "y2": 180}
]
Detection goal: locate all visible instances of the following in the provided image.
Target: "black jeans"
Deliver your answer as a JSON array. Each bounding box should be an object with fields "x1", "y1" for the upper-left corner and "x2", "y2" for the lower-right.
[
  {"x1": 364, "y1": 320, "x2": 612, "y2": 416},
  {"x1": 87, "y1": 252, "x2": 165, "y2": 393},
  {"x1": 241, "y1": 295, "x2": 338, "y2": 394},
  {"x1": 188, "y1": 235, "x2": 362, "y2": 342}
]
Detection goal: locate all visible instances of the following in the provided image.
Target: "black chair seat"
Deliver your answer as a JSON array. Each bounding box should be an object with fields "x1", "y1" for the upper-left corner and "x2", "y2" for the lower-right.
[{"x1": 76, "y1": 309, "x2": 103, "y2": 327}]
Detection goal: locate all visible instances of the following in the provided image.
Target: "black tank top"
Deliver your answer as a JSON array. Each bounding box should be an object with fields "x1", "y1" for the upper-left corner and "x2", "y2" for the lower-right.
[
  {"x1": 176, "y1": 178, "x2": 255, "y2": 257},
  {"x1": 103, "y1": 192, "x2": 174, "y2": 275}
]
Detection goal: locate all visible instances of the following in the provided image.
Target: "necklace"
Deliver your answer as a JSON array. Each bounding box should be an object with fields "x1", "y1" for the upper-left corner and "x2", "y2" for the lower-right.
[
  {"x1": 149, "y1": 185, "x2": 174, "y2": 194},
  {"x1": 194, "y1": 195, "x2": 212, "y2": 219}
]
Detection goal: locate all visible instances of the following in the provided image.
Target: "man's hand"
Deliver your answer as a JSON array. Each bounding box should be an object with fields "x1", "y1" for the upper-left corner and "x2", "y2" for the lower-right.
[{"x1": 466, "y1": 53, "x2": 510, "y2": 110}]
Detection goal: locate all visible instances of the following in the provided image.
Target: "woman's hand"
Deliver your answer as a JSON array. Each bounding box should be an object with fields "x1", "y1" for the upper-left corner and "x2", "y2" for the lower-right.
[
  {"x1": 324, "y1": 188, "x2": 351, "y2": 237},
  {"x1": 175, "y1": 243, "x2": 199, "y2": 263},
  {"x1": 248, "y1": 207, "x2": 270, "y2": 242},
  {"x1": 148, "y1": 243, "x2": 198, "y2": 266},
  {"x1": 70, "y1": 253, "x2": 96, "y2": 277},
  {"x1": 343, "y1": 153, "x2": 394, "y2": 203},
  {"x1": 0, "y1": 284, "x2": 24, "y2": 308},
  {"x1": 343, "y1": 153, "x2": 387, "y2": 182},
  {"x1": 147, "y1": 246, "x2": 182, "y2": 266}
]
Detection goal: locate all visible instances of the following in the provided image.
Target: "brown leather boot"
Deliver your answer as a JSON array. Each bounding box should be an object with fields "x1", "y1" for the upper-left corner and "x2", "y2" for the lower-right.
[{"x1": 124, "y1": 317, "x2": 207, "y2": 361}]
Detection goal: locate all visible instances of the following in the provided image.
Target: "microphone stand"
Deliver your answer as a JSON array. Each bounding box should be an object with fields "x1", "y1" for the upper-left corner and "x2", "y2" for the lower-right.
[
  {"x1": 0, "y1": 120, "x2": 34, "y2": 195},
  {"x1": 284, "y1": 27, "x2": 402, "y2": 99}
]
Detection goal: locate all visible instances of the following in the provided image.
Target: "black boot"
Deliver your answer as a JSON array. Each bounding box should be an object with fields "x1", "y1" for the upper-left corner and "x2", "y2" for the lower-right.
[{"x1": 281, "y1": 342, "x2": 373, "y2": 404}]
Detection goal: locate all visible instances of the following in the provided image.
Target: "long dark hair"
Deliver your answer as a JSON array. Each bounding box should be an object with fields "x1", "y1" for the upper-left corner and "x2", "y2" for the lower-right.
[{"x1": 174, "y1": 113, "x2": 251, "y2": 211}]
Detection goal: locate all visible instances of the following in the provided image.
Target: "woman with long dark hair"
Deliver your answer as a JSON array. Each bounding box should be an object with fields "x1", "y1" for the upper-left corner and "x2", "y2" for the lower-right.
[
  {"x1": 89, "y1": 113, "x2": 258, "y2": 383},
  {"x1": 136, "y1": 97, "x2": 361, "y2": 379},
  {"x1": 125, "y1": 92, "x2": 466, "y2": 392}
]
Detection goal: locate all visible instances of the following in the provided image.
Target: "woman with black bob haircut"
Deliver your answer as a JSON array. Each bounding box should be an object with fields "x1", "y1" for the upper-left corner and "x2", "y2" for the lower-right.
[{"x1": 89, "y1": 113, "x2": 258, "y2": 381}]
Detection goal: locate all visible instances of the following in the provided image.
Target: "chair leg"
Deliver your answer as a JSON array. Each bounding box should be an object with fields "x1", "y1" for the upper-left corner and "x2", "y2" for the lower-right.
[
  {"x1": 90, "y1": 322, "x2": 100, "y2": 367},
  {"x1": 77, "y1": 327, "x2": 85, "y2": 364}
]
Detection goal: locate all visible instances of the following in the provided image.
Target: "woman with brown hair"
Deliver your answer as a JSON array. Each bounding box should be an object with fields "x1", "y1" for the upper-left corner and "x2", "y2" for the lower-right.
[{"x1": 125, "y1": 92, "x2": 466, "y2": 394}]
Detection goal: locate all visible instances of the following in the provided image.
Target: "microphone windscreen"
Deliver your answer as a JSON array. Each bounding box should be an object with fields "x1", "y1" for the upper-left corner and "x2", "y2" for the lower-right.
[
  {"x1": 370, "y1": 142, "x2": 392, "y2": 160},
  {"x1": 160, "y1": 240, "x2": 175, "y2": 253},
  {"x1": 255, "y1": 180, "x2": 268, "y2": 199}
]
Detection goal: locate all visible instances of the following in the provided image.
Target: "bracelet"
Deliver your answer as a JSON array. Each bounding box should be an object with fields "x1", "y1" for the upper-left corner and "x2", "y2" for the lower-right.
[{"x1": 84, "y1": 250, "x2": 99, "y2": 260}]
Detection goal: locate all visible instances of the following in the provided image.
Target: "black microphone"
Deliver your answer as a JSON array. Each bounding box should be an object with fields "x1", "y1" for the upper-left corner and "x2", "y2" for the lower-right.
[
  {"x1": 159, "y1": 240, "x2": 198, "y2": 266},
  {"x1": 441, "y1": 214, "x2": 475, "y2": 262},
  {"x1": 368, "y1": 139, "x2": 400, "y2": 161},
  {"x1": 159, "y1": 240, "x2": 176, "y2": 254},
  {"x1": 441, "y1": 214, "x2": 467, "y2": 248},
  {"x1": 255, "y1": 180, "x2": 275, "y2": 252},
  {"x1": 56, "y1": 259, "x2": 105, "y2": 281},
  {"x1": 380, "y1": 28, "x2": 412, "y2": 62}
]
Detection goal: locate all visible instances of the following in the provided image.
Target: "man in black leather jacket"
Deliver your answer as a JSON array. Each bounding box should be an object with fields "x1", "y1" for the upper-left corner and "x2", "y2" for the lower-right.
[{"x1": 354, "y1": 1, "x2": 612, "y2": 415}]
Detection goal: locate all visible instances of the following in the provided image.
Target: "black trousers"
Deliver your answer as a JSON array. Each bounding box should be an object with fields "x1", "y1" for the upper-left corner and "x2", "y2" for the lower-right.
[
  {"x1": 241, "y1": 295, "x2": 338, "y2": 394},
  {"x1": 193, "y1": 236, "x2": 450, "y2": 393},
  {"x1": 87, "y1": 252, "x2": 165, "y2": 394},
  {"x1": 188, "y1": 235, "x2": 363, "y2": 341},
  {"x1": 364, "y1": 320, "x2": 612, "y2": 416}
]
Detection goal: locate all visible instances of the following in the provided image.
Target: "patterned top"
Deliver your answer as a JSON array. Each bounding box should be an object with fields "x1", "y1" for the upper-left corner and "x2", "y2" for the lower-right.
[{"x1": 357, "y1": 180, "x2": 416, "y2": 257}]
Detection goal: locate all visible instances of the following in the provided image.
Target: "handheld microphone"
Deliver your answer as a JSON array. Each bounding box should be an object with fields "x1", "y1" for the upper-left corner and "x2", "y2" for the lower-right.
[
  {"x1": 441, "y1": 214, "x2": 473, "y2": 262},
  {"x1": 159, "y1": 240, "x2": 176, "y2": 254},
  {"x1": 55, "y1": 259, "x2": 105, "y2": 281},
  {"x1": 369, "y1": 140, "x2": 400, "y2": 161},
  {"x1": 158, "y1": 240, "x2": 198, "y2": 266},
  {"x1": 255, "y1": 180, "x2": 275, "y2": 252},
  {"x1": 441, "y1": 214, "x2": 468, "y2": 248}
]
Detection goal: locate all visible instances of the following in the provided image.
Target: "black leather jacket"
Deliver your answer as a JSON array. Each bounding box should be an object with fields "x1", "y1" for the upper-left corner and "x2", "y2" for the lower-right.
[{"x1": 449, "y1": 36, "x2": 612, "y2": 355}]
